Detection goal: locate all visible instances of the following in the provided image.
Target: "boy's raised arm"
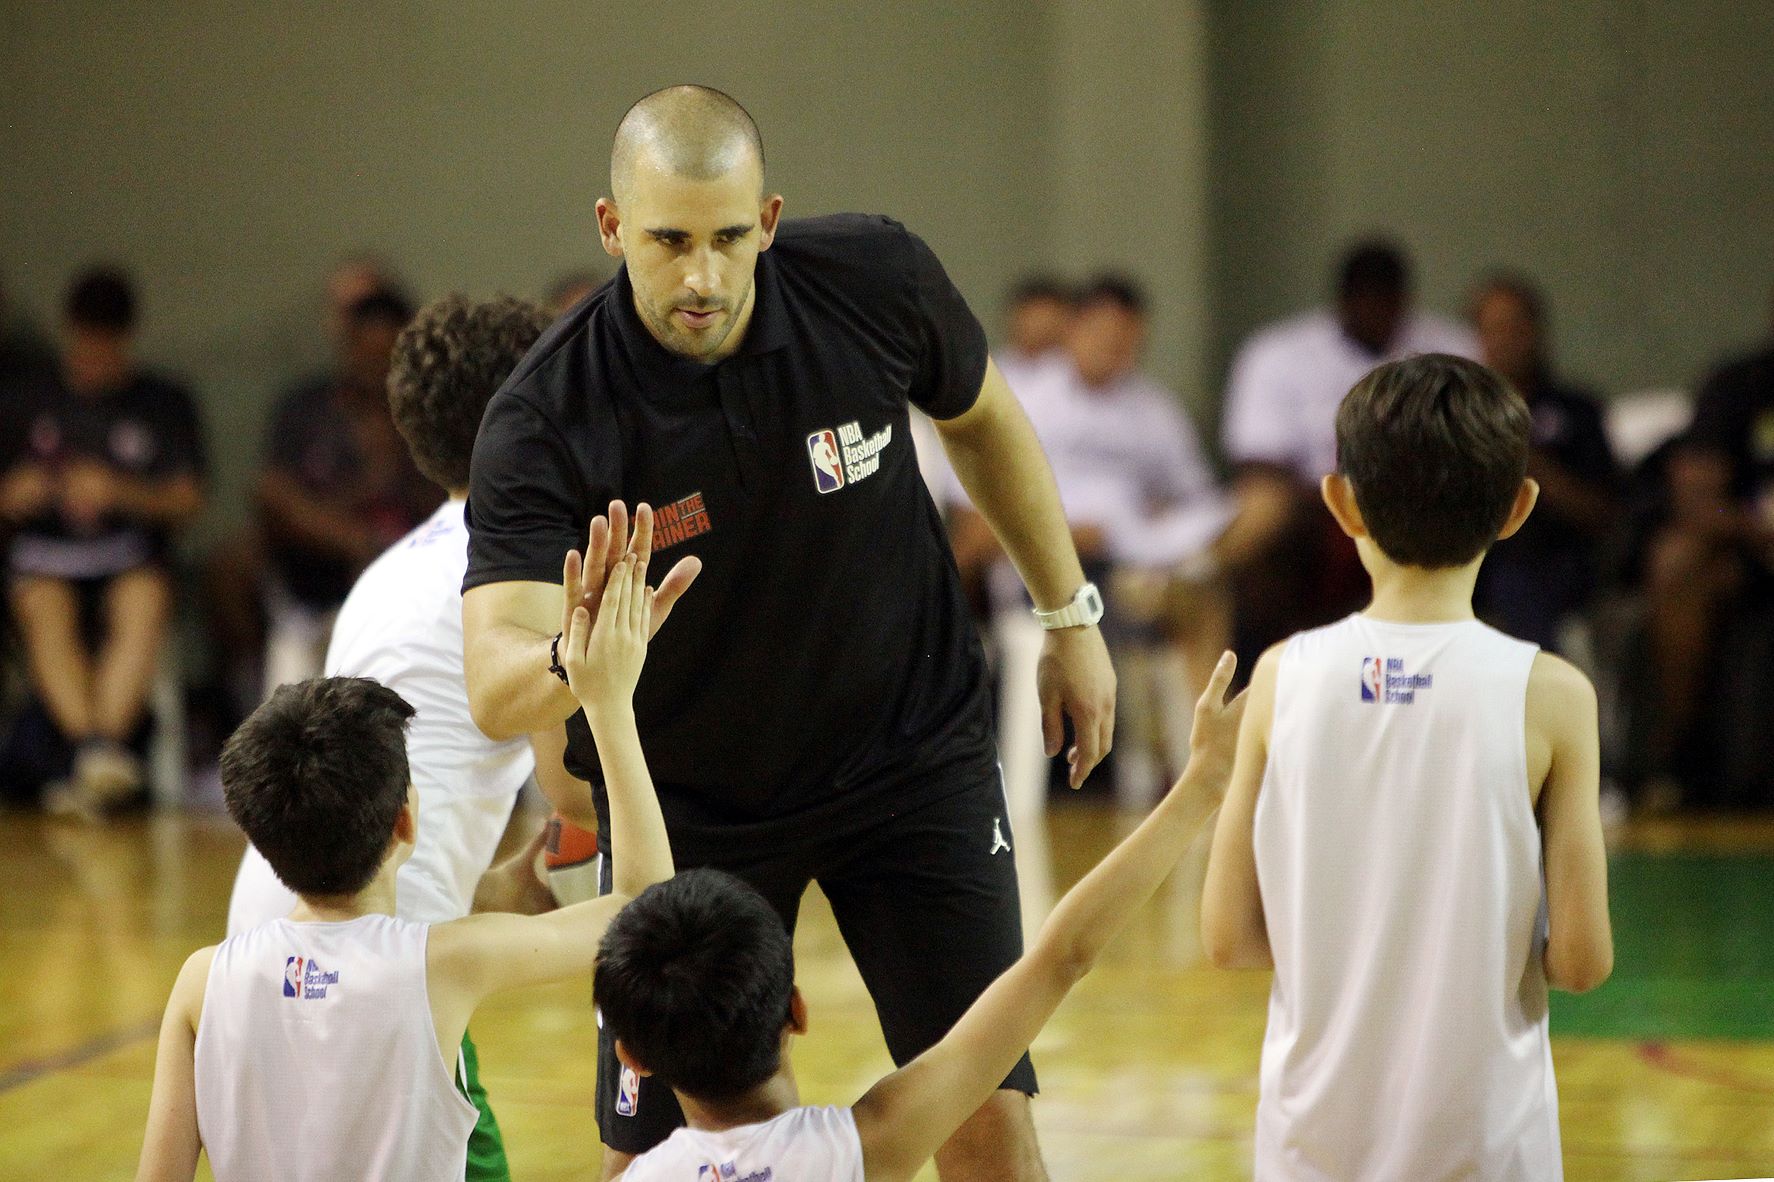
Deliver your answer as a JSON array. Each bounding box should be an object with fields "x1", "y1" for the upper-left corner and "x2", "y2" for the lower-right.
[
  {"x1": 1531, "y1": 653, "x2": 1613, "y2": 993},
  {"x1": 431, "y1": 544, "x2": 678, "y2": 1015},
  {"x1": 135, "y1": 948, "x2": 212, "y2": 1182},
  {"x1": 852, "y1": 655, "x2": 1246, "y2": 1182},
  {"x1": 1200, "y1": 642, "x2": 1281, "y2": 969}
]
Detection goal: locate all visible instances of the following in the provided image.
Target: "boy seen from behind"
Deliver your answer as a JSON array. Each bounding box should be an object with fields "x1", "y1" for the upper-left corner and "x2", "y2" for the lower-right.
[
  {"x1": 597, "y1": 653, "x2": 1247, "y2": 1181},
  {"x1": 1201, "y1": 353, "x2": 1614, "y2": 1180},
  {"x1": 137, "y1": 550, "x2": 670, "y2": 1182}
]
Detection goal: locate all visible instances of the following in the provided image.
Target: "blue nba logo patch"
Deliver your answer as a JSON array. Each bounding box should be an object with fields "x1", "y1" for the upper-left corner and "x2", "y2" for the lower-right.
[
  {"x1": 283, "y1": 956, "x2": 303, "y2": 998},
  {"x1": 1360, "y1": 657, "x2": 1382, "y2": 702},
  {"x1": 807, "y1": 429, "x2": 845, "y2": 494},
  {"x1": 617, "y1": 1064, "x2": 641, "y2": 1117}
]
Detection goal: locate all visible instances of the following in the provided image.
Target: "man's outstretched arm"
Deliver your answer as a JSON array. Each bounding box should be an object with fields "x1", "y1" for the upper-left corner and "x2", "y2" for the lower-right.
[
  {"x1": 853, "y1": 654, "x2": 1245, "y2": 1182},
  {"x1": 933, "y1": 359, "x2": 1117, "y2": 787}
]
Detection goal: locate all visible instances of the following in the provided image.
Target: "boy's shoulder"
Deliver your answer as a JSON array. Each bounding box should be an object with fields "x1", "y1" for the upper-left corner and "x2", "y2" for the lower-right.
[
  {"x1": 1525, "y1": 649, "x2": 1598, "y2": 732},
  {"x1": 169, "y1": 943, "x2": 219, "y2": 1029}
]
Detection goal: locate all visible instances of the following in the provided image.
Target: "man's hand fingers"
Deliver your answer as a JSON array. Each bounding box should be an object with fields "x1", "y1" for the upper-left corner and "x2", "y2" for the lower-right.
[
  {"x1": 650, "y1": 555, "x2": 702, "y2": 633},
  {"x1": 628, "y1": 502, "x2": 654, "y2": 562},
  {"x1": 1067, "y1": 707, "x2": 1104, "y2": 789},
  {"x1": 629, "y1": 551, "x2": 649, "y2": 631},
  {"x1": 606, "y1": 502, "x2": 629, "y2": 576},
  {"x1": 1040, "y1": 693, "x2": 1064, "y2": 759},
  {"x1": 586, "y1": 516, "x2": 610, "y2": 595}
]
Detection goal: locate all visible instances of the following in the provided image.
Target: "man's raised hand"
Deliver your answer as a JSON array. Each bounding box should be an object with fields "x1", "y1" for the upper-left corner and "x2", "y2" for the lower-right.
[
  {"x1": 561, "y1": 553, "x2": 652, "y2": 713},
  {"x1": 559, "y1": 501, "x2": 702, "y2": 646}
]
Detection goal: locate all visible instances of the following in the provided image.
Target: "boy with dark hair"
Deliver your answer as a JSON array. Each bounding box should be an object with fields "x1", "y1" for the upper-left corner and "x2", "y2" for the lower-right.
[
  {"x1": 137, "y1": 551, "x2": 672, "y2": 1182},
  {"x1": 595, "y1": 654, "x2": 1246, "y2": 1181},
  {"x1": 1202, "y1": 353, "x2": 1614, "y2": 1179}
]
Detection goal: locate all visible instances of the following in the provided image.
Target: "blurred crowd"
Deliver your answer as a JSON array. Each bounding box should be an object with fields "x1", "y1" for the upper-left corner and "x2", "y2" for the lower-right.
[{"x1": 2, "y1": 241, "x2": 1771, "y2": 817}]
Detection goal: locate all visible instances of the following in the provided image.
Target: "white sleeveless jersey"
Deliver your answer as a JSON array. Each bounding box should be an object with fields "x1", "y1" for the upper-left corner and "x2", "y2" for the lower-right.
[
  {"x1": 620, "y1": 1106, "x2": 864, "y2": 1182},
  {"x1": 194, "y1": 915, "x2": 478, "y2": 1182},
  {"x1": 1252, "y1": 615, "x2": 1559, "y2": 1181}
]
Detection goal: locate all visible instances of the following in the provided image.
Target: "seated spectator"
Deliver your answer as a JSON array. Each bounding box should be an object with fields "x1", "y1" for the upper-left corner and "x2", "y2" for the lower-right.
[
  {"x1": 545, "y1": 270, "x2": 604, "y2": 318},
  {"x1": 1640, "y1": 295, "x2": 1774, "y2": 805},
  {"x1": 0, "y1": 267, "x2": 205, "y2": 814},
  {"x1": 948, "y1": 276, "x2": 1233, "y2": 807},
  {"x1": 1471, "y1": 275, "x2": 1621, "y2": 650},
  {"x1": 1218, "y1": 240, "x2": 1478, "y2": 663},
  {"x1": 255, "y1": 288, "x2": 439, "y2": 694},
  {"x1": 996, "y1": 275, "x2": 1077, "y2": 389}
]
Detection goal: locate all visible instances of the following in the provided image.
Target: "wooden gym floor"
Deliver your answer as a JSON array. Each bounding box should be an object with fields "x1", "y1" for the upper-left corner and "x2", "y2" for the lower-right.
[{"x1": 1, "y1": 805, "x2": 1771, "y2": 1181}]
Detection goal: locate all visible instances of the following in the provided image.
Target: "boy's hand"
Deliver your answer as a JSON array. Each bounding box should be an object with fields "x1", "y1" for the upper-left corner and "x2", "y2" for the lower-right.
[
  {"x1": 1183, "y1": 651, "x2": 1247, "y2": 791},
  {"x1": 562, "y1": 552, "x2": 653, "y2": 714}
]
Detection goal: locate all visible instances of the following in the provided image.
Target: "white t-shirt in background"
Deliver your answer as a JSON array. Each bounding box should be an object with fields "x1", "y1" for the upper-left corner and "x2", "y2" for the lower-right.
[
  {"x1": 1221, "y1": 310, "x2": 1479, "y2": 483},
  {"x1": 228, "y1": 499, "x2": 534, "y2": 932}
]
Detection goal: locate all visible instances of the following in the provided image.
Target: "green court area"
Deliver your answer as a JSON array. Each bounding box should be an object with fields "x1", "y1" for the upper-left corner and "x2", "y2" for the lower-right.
[{"x1": 1552, "y1": 852, "x2": 1774, "y2": 1040}]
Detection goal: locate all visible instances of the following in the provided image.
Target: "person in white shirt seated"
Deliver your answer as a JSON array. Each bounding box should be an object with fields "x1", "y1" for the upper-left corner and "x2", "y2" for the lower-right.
[
  {"x1": 1216, "y1": 241, "x2": 1479, "y2": 661},
  {"x1": 948, "y1": 276, "x2": 1234, "y2": 810}
]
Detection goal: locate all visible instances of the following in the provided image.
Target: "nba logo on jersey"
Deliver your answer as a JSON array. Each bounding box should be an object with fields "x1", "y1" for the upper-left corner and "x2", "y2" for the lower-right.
[
  {"x1": 697, "y1": 1165, "x2": 738, "y2": 1181},
  {"x1": 1360, "y1": 657, "x2": 1383, "y2": 702},
  {"x1": 807, "y1": 429, "x2": 845, "y2": 494},
  {"x1": 283, "y1": 957, "x2": 304, "y2": 998},
  {"x1": 617, "y1": 1064, "x2": 641, "y2": 1117}
]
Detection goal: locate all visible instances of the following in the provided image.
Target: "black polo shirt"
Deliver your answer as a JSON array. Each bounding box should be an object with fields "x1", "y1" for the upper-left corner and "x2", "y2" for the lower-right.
[{"x1": 465, "y1": 214, "x2": 997, "y2": 842}]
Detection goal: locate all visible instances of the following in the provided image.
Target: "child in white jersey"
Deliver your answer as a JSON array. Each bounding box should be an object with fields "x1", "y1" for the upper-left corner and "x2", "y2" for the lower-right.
[
  {"x1": 1201, "y1": 353, "x2": 1614, "y2": 1180},
  {"x1": 136, "y1": 552, "x2": 672, "y2": 1182},
  {"x1": 592, "y1": 653, "x2": 1246, "y2": 1182}
]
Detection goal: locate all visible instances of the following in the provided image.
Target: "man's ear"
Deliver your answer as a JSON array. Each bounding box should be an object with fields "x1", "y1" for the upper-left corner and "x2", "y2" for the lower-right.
[
  {"x1": 1494, "y1": 478, "x2": 1541, "y2": 542},
  {"x1": 595, "y1": 198, "x2": 624, "y2": 259},
  {"x1": 614, "y1": 1038, "x2": 653, "y2": 1078},
  {"x1": 787, "y1": 985, "x2": 809, "y2": 1036},
  {"x1": 1320, "y1": 473, "x2": 1368, "y2": 541},
  {"x1": 757, "y1": 195, "x2": 784, "y2": 252}
]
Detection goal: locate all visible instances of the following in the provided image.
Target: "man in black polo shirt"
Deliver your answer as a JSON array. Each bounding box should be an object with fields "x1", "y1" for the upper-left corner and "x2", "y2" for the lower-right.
[{"x1": 463, "y1": 86, "x2": 1114, "y2": 1181}]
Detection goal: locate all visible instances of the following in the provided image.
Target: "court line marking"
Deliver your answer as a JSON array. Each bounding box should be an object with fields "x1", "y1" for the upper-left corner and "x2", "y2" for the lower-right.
[
  {"x1": 1637, "y1": 1040, "x2": 1774, "y2": 1095},
  {"x1": 0, "y1": 1018, "x2": 159, "y2": 1096}
]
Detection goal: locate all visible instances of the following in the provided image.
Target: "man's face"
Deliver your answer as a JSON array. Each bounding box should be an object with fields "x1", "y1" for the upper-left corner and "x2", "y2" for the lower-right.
[
  {"x1": 1067, "y1": 300, "x2": 1144, "y2": 387},
  {"x1": 1474, "y1": 288, "x2": 1539, "y2": 386},
  {"x1": 1339, "y1": 288, "x2": 1405, "y2": 355},
  {"x1": 599, "y1": 158, "x2": 781, "y2": 362},
  {"x1": 1008, "y1": 296, "x2": 1072, "y2": 358}
]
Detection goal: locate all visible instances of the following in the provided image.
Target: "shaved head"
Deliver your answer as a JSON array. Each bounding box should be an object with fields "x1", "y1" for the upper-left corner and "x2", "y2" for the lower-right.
[{"x1": 611, "y1": 85, "x2": 764, "y2": 206}]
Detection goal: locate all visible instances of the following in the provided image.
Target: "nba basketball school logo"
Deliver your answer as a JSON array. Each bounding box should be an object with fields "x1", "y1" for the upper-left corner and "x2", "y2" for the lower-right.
[
  {"x1": 699, "y1": 1162, "x2": 773, "y2": 1182},
  {"x1": 282, "y1": 955, "x2": 340, "y2": 1000},
  {"x1": 1360, "y1": 656, "x2": 1433, "y2": 705},
  {"x1": 806, "y1": 419, "x2": 893, "y2": 494}
]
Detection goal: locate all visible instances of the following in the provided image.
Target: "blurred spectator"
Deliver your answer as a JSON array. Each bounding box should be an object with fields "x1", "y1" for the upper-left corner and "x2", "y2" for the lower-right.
[
  {"x1": 1639, "y1": 295, "x2": 1774, "y2": 805},
  {"x1": 205, "y1": 257, "x2": 409, "y2": 714},
  {"x1": 1471, "y1": 275, "x2": 1621, "y2": 650},
  {"x1": 545, "y1": 270, "x2": 603, "y2": 318},
  {"x1": 254, "y1": 288, "x2": 439, "y2": 694},
  {"x1": 949, "y1": 276, "x2": 1233, "y2": 807},
  {"x1": 1217, "y1": 240, "x2": 1478, "y2": 662},
  {"x1": 997, "y1": 275, "x2": 1077, "y2": 389},
  {"x1": 0, "y1": 267, "x2": 205, "y2": 814}
]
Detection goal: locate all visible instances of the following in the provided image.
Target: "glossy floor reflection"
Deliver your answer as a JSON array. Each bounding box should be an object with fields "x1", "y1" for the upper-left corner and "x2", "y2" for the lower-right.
[{"x1": 0, "y1": 807, "x2": 1770, "y2": 1180}]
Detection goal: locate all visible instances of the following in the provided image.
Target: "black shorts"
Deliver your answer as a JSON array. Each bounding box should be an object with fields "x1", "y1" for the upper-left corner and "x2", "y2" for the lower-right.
[{"x1": 594, "y1": 765, "x2": 1036, "y2": 1154}]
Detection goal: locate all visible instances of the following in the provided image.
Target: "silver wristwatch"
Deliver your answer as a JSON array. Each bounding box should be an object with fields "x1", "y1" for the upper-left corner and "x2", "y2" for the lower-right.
[{"x1": 1033, "y1": 581, "x2": 1104, "y2": 631}]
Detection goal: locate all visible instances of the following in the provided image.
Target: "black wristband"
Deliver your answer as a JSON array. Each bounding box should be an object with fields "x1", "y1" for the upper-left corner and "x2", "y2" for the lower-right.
[{"x1": 549, "y1": 631, "x2": 571, "y2": 687}]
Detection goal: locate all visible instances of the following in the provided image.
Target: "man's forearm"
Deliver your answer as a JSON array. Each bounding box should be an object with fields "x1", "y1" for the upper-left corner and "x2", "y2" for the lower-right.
[
  {"x1": 584, "y1": 703, "x2": 673, "y2": 896},
  {"x1": 937, "y1": 365, "x2": 1086, "y2": 611},
  {"x1": 464, "y1": 622, "x2": 581, "y2": 741}
]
